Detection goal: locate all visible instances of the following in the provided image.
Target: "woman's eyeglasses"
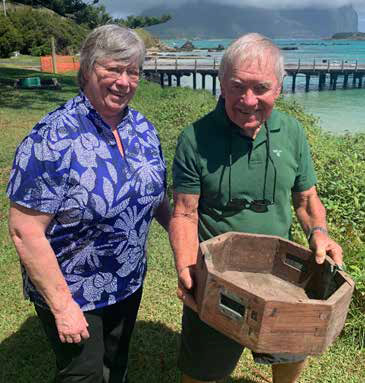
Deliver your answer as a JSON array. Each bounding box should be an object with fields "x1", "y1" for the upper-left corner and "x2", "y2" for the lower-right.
[{"x1": 95, "y1": 63, "x2": 140, "y2": 82}]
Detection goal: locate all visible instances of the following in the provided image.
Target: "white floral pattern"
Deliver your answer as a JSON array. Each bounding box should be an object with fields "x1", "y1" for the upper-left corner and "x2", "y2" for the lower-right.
[{"x1": 7, "y1": 91, "x2": 166, "y2": 311}]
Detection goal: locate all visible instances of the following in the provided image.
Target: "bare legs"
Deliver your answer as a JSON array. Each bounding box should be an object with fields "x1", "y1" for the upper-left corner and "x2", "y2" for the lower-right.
[{"x1": 272, "y1": 360, "x2": 307, "y2": 383}]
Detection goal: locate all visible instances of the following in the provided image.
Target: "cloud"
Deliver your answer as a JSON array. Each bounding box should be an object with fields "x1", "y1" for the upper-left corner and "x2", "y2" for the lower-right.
[{"x1": 99, "y1": 0, "x2": 365, "y2": 18}]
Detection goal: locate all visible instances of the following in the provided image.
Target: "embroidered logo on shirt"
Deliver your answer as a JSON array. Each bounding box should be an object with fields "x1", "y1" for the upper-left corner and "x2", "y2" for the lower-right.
[{"x1": 273, "y1": 149, "x2": 282, "y2": 157}]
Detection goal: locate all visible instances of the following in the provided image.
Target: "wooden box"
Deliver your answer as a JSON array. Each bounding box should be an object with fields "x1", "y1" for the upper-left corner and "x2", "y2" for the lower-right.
[{"x1": 194, "y1": 232, "x2": 354, "y2": 355}]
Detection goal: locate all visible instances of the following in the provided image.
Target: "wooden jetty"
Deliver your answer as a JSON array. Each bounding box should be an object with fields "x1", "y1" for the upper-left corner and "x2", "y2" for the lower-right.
[{"x1": 143, "y1": 58, "x2": 365, "y2": 95}]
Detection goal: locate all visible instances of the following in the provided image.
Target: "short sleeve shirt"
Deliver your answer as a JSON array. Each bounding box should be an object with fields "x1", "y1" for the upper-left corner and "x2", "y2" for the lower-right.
[
  {"x1": 173, "y1": 98, "x2": 317, "y2": 241},
  {"x1": 7, "y1": 92, "x2": 166, "y2": 311}
]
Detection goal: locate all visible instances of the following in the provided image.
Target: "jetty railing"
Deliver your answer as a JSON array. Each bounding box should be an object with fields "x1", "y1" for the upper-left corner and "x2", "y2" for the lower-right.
[{"x1": 143, "y1": 57, "x2": 365, "y2": 94}]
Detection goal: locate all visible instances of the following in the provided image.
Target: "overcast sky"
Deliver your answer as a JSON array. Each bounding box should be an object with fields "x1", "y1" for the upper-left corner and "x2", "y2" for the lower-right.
[{"x1": 99, "y1": 0, "x2": 365, "y2": 31}]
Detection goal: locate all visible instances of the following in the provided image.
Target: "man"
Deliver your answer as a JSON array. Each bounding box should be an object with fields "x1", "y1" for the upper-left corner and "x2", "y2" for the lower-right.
[{"x1": 169, "y1": 33, "x2": 343, "y2": 383}]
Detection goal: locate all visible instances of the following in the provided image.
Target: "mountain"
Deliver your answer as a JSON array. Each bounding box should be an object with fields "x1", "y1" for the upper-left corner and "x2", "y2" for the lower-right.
[{"x1": 143, "y1": 3, "x2": 358, "y2": 39}]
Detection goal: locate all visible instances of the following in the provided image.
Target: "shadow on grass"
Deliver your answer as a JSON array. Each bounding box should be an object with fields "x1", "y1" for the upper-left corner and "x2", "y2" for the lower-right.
[
  {"x1": 0, "y1": 317, "x2": 258, "y2": 383},
  {"x1": 130, "y1": 321, "x2": 258, "y2": 383},
  {"x1": 0, "y1": 67, "x2": 78, "y2": 112},
  {"x1": 0, "y1": 315, "x2": 54, "y2": 383}
]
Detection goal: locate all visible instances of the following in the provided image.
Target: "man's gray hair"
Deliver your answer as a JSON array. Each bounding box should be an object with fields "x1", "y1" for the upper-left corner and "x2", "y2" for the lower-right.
[
  {"x1": 78, "y1": 24, "x2": 145, "y2": 88},
  {"x1": 218, "y1": 33, "x2": 285, "y2": 84}
]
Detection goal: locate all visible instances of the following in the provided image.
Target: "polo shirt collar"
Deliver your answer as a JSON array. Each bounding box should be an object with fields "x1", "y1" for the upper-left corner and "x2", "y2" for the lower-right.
[
  {"x1": 79, "y1": 90, "x2": 133, "y2": 128},
  {"x1": 78, "y1": 90, "x2": 134, "y2": 146}
]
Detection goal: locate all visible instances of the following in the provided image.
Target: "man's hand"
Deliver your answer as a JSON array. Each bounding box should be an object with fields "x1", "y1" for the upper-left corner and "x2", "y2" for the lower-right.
[
  {"x1": 309, "y1": 231, "x2": 343, "y2": 266},
  {"x1": 54, "y1": 300, "x2": 90, "y2": 343},
  {"x1": 177, "y1": 266, "x2": 198, "y2": 312}
]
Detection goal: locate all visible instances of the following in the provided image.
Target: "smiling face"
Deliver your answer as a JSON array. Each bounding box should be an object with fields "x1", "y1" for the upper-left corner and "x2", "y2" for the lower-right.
[
  {"x1": 83, "y1": 59, "x2": 140, "y2": 127},
  {"x1": 220, "y1": 57, "x2": 281, "y2": 138}
]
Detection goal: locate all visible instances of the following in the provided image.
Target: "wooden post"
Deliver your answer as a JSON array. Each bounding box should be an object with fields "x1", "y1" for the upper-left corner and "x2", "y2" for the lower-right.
[
  {"x1": 193, "y1": 72, "x2": 197, "y2": 89},
  {"x1": 176, "y1": 74, "x2": 181, "y2": 87},
  {"x1": 358, "y1": 75, "x2": 363, "y2": 88},
  {"x1": 318, "y1": 74, "x2": 322, "y2": 91},
  {"x1": 327, "y1": 59, "x2": 330, "y2": 71},
  {"x1": 212, "y1": 74, "x2": 217, "y2": 96},
  {"x1": 51, "y1": 36, "x2": 57, "y2": 74},
  {"x1": 297, "y1": 59, "x2": 301, "y2": 71},
  {"x1": 213, "y1": 59, "x2": 216, "y2": 70},
  {"x1": 160, "y1": 72, "x2": 164, "y2": 87},
  {"x1": 194, "y1": 59, "x2": 197, "y2": 71},
  {"x1": 202, "y1": 74, "x2": 206, "y2": 89},
  {"x1": 305, "y1": 74, "x2": 310, "y2": 92},
  {"x1": 175, "y1": 59, "x2": 178, "y2": 70},
  {"x1": 313, "y1": 59, "x2": 315, "y2": 70},
  {"x1": 168, "y1": 74, "x2": 172, "y2": 86},
  {"x1": 291, "y1": 74, "x2": 296, "y2": 93},
  {"x1": 343, "y1": 74, "x2": 349, "y2": 88},
  {"x1": 154, "y1": 57, "x2": 157, "y2": 71}
]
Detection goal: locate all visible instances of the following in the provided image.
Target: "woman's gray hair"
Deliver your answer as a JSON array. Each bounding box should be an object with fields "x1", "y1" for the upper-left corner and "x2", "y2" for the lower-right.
[
  {"x1": 218, "y1": 33, "x2": 285, "y2": 84},
  {"x1": 78, "y1": 24, "x2": 145, "y2": 88}
]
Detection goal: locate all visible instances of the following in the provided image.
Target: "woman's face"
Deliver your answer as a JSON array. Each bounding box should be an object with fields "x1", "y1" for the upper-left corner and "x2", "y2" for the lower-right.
[{"x1": 83, "y1": 58, "x2": 140, "y2": 125}]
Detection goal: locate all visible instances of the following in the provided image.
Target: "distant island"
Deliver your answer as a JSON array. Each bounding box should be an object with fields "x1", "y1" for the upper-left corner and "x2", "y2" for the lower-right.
[{"x1": 331, "y1": 32, "x2": 365, "y2": 40}]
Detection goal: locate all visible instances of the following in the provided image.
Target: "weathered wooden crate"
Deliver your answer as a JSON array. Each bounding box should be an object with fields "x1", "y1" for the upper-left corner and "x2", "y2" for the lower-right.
[{"x1": 194, "y1": 232, "x2": 354, "y2": 355}]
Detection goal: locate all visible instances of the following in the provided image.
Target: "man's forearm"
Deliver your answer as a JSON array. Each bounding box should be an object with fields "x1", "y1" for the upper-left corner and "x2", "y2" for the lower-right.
[
  {"x1": 293, "y1": 187, "x2": 327, "y2": 236},
  {"x1": 169, "y1": 215, "x2": 199, "y2": 272},
  {"x1": 169, "y1": 192, "x2": 200, "y2": 272}
]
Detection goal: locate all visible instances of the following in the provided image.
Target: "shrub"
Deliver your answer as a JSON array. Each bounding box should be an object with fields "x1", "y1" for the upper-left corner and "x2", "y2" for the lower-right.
[
  {"x1": 134, "y1": 28, "x2": 160, "y2": 49},
  {"x1": 6, "y1": 9, "x2": 88, "y2": 56},
  {"x1": 0, "y1": 15, "x2": 23, "y2": 58},
  {"x1": 275, "y1": 98, "x2": 365, "y2": 346}
]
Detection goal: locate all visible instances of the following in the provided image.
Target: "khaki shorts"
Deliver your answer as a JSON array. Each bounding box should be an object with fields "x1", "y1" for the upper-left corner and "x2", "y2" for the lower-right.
[{"x1": 178, "y1": 305, "x2": 307, "y2": 381}]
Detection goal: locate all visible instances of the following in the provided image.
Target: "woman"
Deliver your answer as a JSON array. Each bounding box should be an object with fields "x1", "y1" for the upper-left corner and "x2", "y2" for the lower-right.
[{"x1": 7, "y1": 25, "x2": 170, "y2": 383}]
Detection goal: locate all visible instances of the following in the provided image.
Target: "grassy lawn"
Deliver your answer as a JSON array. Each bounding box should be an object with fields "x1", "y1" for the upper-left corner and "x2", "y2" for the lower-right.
[
  {"x1": 0, "y1": 55, "x2": 41, "y2": 70},
  {"x1": 0, "y1": 67, "x2": 364, "y2": 382}
]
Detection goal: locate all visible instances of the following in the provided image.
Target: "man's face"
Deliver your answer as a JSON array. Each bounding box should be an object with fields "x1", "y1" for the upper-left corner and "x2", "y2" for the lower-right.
[{"x1": 220, "y1": 58, "x2": 281, "y2": 137}]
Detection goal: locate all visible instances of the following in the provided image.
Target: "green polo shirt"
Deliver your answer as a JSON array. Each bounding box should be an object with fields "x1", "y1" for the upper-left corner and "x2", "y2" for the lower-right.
[{"x1": 173, "y1": 98, "x2": 317, "y2": 241}]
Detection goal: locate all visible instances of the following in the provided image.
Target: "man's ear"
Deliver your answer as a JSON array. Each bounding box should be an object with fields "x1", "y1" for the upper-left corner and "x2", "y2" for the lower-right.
[{"x1": 274, "y1": 84, "x2": 282, "y2": 99}]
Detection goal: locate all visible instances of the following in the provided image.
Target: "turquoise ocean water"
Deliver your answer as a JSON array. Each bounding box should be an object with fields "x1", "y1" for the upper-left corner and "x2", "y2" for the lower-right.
[{"x1": 162, "y1": 39, "x2": 365, "y2": 135}]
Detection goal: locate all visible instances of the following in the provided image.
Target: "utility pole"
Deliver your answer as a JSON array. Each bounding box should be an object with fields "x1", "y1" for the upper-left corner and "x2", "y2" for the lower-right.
[{"x1": 3, "y1": 0, "x2": 7, "y2": 16}]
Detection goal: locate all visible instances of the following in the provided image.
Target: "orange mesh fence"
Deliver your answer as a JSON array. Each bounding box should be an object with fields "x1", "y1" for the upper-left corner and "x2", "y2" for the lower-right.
[{"x1": 41, "y1": 56, "x2": 80, "y2": 73}]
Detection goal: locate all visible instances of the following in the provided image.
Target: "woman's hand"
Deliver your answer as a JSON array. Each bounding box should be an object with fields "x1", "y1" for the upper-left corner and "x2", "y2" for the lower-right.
[{"x1": 54, "y1": 300, "x2": 90, "y2": 343}]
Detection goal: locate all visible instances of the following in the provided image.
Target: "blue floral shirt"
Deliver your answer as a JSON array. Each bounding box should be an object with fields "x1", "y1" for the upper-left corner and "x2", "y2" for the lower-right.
[{"x1": 7, "y1": 92, "x2": 166, "y2": 311}]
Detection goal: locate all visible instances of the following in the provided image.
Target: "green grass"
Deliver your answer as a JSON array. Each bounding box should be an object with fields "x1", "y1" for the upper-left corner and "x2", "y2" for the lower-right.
[
  {"x1": 0, "y1": 55, "x2": 41, "y2": 69},
  {"x1": 0, "y1": 67, "x2": 364, "y2": 382}
]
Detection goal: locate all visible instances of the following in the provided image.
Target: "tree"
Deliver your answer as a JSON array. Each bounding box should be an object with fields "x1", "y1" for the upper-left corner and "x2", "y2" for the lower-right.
[
  {"x1": 0, "y1": 15, "x2": 23, "y2": 57},
  {"x1": 8, "y1": 0, "x2": 92, "y2": 17},
  {"x1": 74, "y1": 4, "x2": 112, "y2": 29},
  {"x1": 4, "y1": 9, "x2": 88, "y2": 56},
  {"x1": 116, "y1": 14, "x2": 171, "y2": 29}
]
